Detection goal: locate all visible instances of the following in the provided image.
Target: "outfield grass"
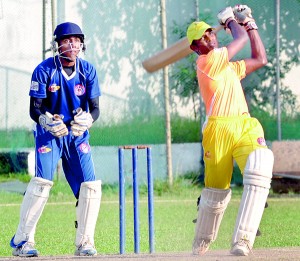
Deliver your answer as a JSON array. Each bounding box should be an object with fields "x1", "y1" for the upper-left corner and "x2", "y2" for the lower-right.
[{"x1": 0, "y1": 177, "x2": 299, "y2": 257}]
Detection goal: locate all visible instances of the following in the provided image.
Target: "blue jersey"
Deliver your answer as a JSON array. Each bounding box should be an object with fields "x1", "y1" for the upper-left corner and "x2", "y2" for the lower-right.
[{"x1": 29, "y1": 55, "x2": 101, "y2": 126}]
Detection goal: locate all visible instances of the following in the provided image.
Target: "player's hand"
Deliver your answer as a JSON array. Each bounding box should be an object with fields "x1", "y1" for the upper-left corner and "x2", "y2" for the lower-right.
[
  {"x1": 71, "y1": 107, "x2": 93, "y2": 136},
  {"x1": 233, "y1": 4, "x2": 254, "y2": 24},
  {"x1": 217, "y1": 7, "x2": 235, "y2": 27},
  {"x1": 39, "y1": 112, "x2": 68, "y2": 137}
]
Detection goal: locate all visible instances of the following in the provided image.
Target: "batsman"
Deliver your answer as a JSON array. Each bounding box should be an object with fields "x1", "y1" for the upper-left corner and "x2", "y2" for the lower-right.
[
  {"x1": 186, "y1": 5, "x2": 274, "y2": 256},
  {"x1": 10, "y1": 22, "x2": 102, "y2": 257}
]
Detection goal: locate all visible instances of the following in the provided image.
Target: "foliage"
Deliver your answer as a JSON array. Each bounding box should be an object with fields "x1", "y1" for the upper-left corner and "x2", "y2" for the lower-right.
[
  {"x1": 0, "y1": 173, "x2": 31, "y2": 183},
  {"x1": 2, "y1": 112, "x2": 300, "y2": 152},
  {"x1": 170, "y1": 116, "x2": 200, "y2": 143},
  {"x1": 0, "y1": 152, "x2": 30, "y2": 174},
  {"x1": 245, "y1": 44, "x2": 300, "y2": 116}
]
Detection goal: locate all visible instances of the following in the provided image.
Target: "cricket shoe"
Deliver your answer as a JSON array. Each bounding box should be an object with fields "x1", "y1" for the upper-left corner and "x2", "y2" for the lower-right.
[
  {"x1": 75, "y1": 242, "x2": 97, "y2": 256},
  {"x1": 192, "y1": 239, "x2": 210, "y2": 255},
  {"x1": 230, "y1": 238, "x2": 252, "y2": 256},
  {"x1": 12, "y1": 242, "x2": 39, "y2": 257}
]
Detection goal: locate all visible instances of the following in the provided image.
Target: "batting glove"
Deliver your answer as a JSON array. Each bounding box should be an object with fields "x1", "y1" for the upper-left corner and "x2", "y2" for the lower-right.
[
  {"x1": 39, "y1": 112, "x2": 69, "y2": 138},
  {"x1": 233, "y1": 4, "x2": 254, "y2": 25},
  {"x1": 71, "y1": 107, "x2": 93, "y2": 136},
  {"x1": 217, "y1": 6, "x2": 235, "y2": 28}
]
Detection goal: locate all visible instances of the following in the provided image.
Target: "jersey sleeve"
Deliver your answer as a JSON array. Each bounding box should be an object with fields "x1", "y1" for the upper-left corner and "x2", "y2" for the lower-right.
[
  {"x1": 205, "y1": 47, "x2": 246, "y2": 80},
  {"x1": 86, "y1": 63, "x2": 101, "y2": 99},
  {"x1": 204, "y1": 47, "x2": 230, "y2": 78},
  {"x1": 229, "y1": 60, "x2": 246, "y2": 80},
  {"x1": 29, "y1": 65, "x2": 49, "y2": 99}
]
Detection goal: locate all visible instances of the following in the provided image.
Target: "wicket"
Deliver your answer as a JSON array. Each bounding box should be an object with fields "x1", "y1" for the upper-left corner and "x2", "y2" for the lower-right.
[{"x1": 118, "y1": 145, "x2": 155, "y2": 254}]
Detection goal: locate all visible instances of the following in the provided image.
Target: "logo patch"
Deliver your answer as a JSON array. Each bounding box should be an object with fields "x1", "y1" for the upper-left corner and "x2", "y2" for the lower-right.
[
  {"x1": 74, "y1": 84, "x2": 86, "y2": 96},
  {"x1": 79, "y1": 142, "x2": 90, "y2": 153},
  {"x1": 30, "y1": 81, "x2": 39, "y2": 91},
  {"x1": 204, "y1": 151, "x2": 211, "y2": 159},
  {"x1": 48, "y1": 84, "x2": 60, "y2": 92},
  {"x1": 38, "y1": 145, "x2": 51, "y2": 153},
  {"x1": 257, "y1": 137, "x2": 266, "y2": 146}
]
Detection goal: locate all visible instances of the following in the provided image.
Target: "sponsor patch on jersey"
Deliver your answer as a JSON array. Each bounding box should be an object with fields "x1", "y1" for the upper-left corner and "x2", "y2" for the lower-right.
[
  {"x1": 38, "y1": 145, "x2": 51, "y2": 153},
  {"x1": 79, "y1": 142, "x2": 91, "y2": 153},
  {"x1": 30, "y1": 81, "x2": 39, "y2": 91},
  {"x1": 74, "y1": 84, "x2": 86, "y2": 96},
  {"x1": 48, "y1": 84, "x2": 60, "y2": 92},
  {"x1": 204, "y1": 150, "x2": 211, "y2": 159},
  {"x1": 257, "y1": 137, "x2": 267, "y2": 146}
]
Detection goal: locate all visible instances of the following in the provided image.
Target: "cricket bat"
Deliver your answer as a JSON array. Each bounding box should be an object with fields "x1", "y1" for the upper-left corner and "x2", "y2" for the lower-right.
[{"x1": 142, "y1": 25, "x2": 223, "y2": 73}]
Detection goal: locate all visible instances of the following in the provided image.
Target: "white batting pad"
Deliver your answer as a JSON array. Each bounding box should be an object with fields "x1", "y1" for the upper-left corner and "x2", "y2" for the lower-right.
[
  {"x1": 13, "y1": 177, "x2": 53, "y2": 245},
  {"x1": 232, "y1": 148, "x2": 274, "y2": 247},
  {"x1": 75, "y1": 180, "x2": 102, "y2": 248},
  {"x1": 193, "y1": 188, "x2": 231, "y2": 251},
  {"x1": 243, "y1": 148, "x2": 274, "y2": 188}
]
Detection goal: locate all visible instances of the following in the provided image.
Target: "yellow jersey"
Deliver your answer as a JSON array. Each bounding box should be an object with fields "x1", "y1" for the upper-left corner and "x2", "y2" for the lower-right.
[{"x1": 196, "y1": 47, "x2": 249, "y2": 116}]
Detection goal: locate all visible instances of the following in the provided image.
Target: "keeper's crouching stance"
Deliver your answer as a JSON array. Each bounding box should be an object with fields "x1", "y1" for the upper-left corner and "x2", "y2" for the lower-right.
[
  {"x1": 231, "y1": 148, "x2": 273, "y2": 256},
  {"x1": 11, "y1": 21, "x2": 102, "y2": 257}
]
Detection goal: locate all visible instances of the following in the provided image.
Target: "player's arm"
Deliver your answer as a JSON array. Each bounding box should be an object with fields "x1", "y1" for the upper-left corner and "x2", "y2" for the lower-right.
[
  {"x1": 243, "y1": 28, "x2": 267, "y2": 75},
  {"x1": 226, "y1": 20, "x2": 248, "y2": 60},
  {"x1": 30, "y1": 96, "x2": 68, "y2": 137},
  {"x1": 217, "y1": 7, "x2": 248, "y2": 61},
  {"x1": 30, "y1": 97, "x2": 43, "y2": 123},
  {"x1": 233, "y1": 5, "x2": 267, "y2": 75},
  {"x1": 88, "y1": 97, "x2": 100, "y2": 122},
  {"x1": 70, "y1": 97, "x2": 99, "y2": 137}
]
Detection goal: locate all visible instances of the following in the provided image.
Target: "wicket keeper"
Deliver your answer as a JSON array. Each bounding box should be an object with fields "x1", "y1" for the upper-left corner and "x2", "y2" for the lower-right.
[{"x1": 10, "y1": 22, "x2": 102, "y2": 257}]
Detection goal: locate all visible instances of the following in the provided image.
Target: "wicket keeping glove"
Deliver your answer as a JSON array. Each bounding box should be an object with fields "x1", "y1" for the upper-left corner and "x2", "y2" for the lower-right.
[
  {"x1": 71, "y1": 107, "x2": 94, "y2": 136},
  {"x1": 39, "y1": 112, "x2": 69, "y2": 138},
  {"x1": 217, "y1": 6, "x2": 235, "y2": 28},
  {"x1": 233, "y1": 4, "x2": 254, "y2": 25}
]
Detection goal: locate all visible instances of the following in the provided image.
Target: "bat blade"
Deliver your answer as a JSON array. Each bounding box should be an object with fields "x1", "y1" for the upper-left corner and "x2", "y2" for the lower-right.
[
  {"x1": 142, "y1": 37, "x2": 192, "y2": 73},
  {"x1": 142, "y1": 25, "x2": 223, "y2": 73}
]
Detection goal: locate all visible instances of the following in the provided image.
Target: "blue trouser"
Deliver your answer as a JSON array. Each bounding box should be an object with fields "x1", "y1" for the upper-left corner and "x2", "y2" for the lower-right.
[{"x1": 34, "y1": 125, "x2": 96, "y2": 198}]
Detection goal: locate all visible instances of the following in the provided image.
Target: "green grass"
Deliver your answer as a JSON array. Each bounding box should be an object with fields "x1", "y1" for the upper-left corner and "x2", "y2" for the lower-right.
[{"x1": 0, "y1": 176, "x2": 299, "y2": 257}]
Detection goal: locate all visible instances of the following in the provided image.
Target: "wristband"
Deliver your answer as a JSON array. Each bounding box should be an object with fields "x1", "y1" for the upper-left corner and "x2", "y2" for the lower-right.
[
  {"x1": 225, "y1": 17, "x2": 235, "y2": 28},
  {"x1": 244, "y1": 21, "x2": 258, "y2": 31}
]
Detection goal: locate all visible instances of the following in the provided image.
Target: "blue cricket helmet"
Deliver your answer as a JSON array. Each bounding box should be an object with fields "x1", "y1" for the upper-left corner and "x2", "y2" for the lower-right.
[{"x1": 53, "y1": 22, "x2": 84, "y2": 42}]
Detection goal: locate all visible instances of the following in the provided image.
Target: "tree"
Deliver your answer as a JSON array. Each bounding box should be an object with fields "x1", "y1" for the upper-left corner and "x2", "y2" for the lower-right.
[{"x1": 169, "y1": 2, "x2": 300, "y2": 121}]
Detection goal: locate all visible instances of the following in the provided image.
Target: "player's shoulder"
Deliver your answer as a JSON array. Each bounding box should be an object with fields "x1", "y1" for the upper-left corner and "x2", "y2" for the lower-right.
[
  {"x1": 212, "y1": 47, "x2": 226, "y2": 54},
  {"x1": 34, "y1": 57, "x2": 56, "y2": 73},
  {"x1": 209, "y1": 47, "x2": 228, "y2": 61},
  {"x1": 77, "y1": 58, "x2": 96, "y2": 71}
]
